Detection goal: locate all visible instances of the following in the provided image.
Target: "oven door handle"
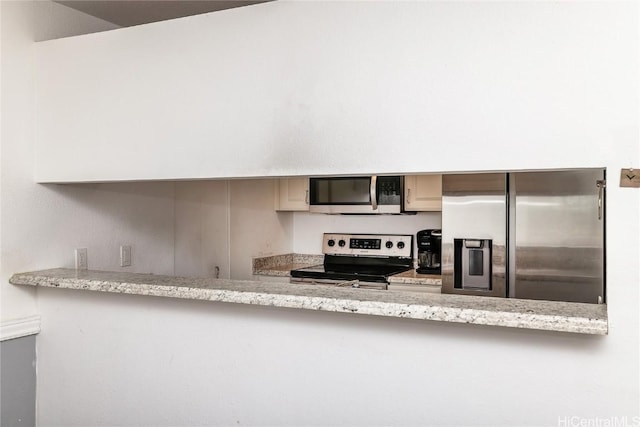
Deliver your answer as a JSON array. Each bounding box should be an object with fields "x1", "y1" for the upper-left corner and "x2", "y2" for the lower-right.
[{"x1": 370, "y1": 175, "x2": 378, "y2": 211}]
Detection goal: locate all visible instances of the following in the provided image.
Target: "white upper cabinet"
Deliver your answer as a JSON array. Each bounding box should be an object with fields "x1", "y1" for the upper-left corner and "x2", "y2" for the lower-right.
[
  {"x1": 33, "y1": 2, "x2": 624, "y2": 182},
  {"x1": 275, "y1": 178, "x2": 309, "y2": 211},
  {"x1": 404, "y1": 175, "x2": 442, "y2": 212}
]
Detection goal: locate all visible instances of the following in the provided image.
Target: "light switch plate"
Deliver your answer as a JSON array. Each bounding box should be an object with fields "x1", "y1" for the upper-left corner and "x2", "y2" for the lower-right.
[
  {"x1": 75, "y1": 248, "x2": 88, "y2": 270},
  {"x1": 120, "y1": 245, "x2": 132, "y2": 267},
  {"x1": 620, "y1": 169, "x2": 640, "y2": 188}
]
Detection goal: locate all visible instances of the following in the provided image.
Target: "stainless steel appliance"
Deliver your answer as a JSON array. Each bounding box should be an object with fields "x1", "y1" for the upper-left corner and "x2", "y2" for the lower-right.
[
  {"x1": 441, "y1": 170, "x2": 605, "y2": 304},
  {"x1": 441, "y1": 173, "x2": 507, "y2": 298},
  {"x1": 290, "y1": 233, "x2": 413, "y2": 290},
  {"x1": 309, "y1": 175, "x2": 404, "y2": 214},
  {"x1": 416, "y1": 229, "x2": 442, "y2": 274},
  {"x1": 455, "y1": 238, "x2": 492, "y2": 290}
]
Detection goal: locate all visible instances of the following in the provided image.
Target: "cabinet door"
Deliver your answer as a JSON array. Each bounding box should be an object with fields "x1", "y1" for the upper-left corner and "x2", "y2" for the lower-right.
[
  {"x1": 404, "y1": 175, "x2": 442, "y2": 211},
  {"x1": 276, "y1": 178, "x2": 309, "y2": 211}
]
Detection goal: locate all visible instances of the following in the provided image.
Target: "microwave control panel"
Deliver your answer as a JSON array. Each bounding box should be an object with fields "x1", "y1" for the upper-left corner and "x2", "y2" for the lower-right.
[{"x1": 322, "y1": 233, "x2": 413, "y2": 258}]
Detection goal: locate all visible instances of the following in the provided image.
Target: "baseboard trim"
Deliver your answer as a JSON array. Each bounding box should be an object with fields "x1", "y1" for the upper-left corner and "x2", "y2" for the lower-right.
[{"x1": 0, "y1": 315, "x2": 41, "y2": 341}]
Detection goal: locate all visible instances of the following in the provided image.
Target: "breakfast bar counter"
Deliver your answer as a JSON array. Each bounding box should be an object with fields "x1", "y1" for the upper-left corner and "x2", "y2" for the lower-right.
[{"x1": 10, "y1": 268, "x2": 608, "y2": 335}]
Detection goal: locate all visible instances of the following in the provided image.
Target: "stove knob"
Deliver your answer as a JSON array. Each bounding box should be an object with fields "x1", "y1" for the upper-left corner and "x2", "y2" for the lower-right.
[
  {"x1": 338, "y1": 239, "x2": 346, "y2": 247},
  {"x1": 385, "y1": 241, "x2": 393, "y2": 249},
  {"x1": 327, "y1": 239, "x2": 336, "y2": 247},
  {"x1": 397, "y1": 241, "x2": 405, "y2": 249}
]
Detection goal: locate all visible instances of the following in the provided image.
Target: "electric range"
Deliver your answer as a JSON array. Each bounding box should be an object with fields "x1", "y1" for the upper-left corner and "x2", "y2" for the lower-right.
[{"x1": 290, "y1": 233, "x2": 414, "y2": 290}]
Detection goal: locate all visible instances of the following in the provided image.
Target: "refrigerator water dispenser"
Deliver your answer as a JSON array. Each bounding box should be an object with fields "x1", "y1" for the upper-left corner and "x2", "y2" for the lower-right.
[{"x1": 454, "y1": 239, "x2": 492, "y2": 290}]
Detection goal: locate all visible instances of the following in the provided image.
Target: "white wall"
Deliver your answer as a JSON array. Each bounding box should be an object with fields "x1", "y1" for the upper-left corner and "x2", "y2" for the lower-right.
[
  {"x1": 229, "y1": 179, "x2": 293, "y2": 279},
  {"x1": 0, "y1": 0, "x2": 122, "y2": 324},
  {"x1": 0, "y1": 0, "x2": 4, "y2": 281},
  {"x1": 34, "y1": 1, "x2": 638, "y2": 182},
  {"x1": 36, "y1": 284, "x2": 636, "y2": 427},
  {"x1": 174, "y1": 179, "x2": 294, "y2": 280},
  {"x1": 174, "y1": 180, "x2": 230, "y2": 278},
  {"x1": 4, "y1": 1, "x2": 639, "y2": 426}
]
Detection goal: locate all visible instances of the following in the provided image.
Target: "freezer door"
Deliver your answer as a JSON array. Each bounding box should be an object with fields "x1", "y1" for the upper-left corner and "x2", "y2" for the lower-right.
[
  {"x1": 441, "y1": 173, "x2": 507, "y2": 298},
  {"x1": 511, "y1": 169, "x2": 605, "y2": 304}
]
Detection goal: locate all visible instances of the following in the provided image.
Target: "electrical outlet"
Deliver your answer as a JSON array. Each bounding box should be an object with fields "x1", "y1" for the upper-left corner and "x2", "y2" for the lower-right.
[
  {"x1": 120, "y1": 245, "x2": 132, "y2": 267},
  {"x1": 75, "y1": 248, "x2": 88, "y2": 270},
  {"x1": 620, "y1": 168, "x2": 640, "y2": 188}
]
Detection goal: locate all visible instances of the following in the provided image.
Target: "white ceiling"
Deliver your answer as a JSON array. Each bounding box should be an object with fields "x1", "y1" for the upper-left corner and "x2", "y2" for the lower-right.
[{"x1": 54, "y1": 0, "x2": 272, "y2": 27}]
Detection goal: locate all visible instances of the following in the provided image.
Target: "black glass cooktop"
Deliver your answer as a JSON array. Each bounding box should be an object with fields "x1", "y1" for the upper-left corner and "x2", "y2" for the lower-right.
[{"x1": 290, "y1": 264, "x2": 411, "y2": 284}]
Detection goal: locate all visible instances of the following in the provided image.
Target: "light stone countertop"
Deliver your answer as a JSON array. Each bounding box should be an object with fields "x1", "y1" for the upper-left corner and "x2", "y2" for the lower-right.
[
  {"x1": 387, "y1": 269, "x2": 442, "y2": 286},
  {"x1": 252, "y1": 253, "x2": 323, "y2": 277},
  {"x1": 10, "y1": 268, "x2": 608, "y2": 335}
]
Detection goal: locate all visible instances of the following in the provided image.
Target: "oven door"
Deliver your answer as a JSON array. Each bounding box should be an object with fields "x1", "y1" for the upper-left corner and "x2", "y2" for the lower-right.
[{"x1": 308, "y1": 176, "x2": 403, "y2": 214}]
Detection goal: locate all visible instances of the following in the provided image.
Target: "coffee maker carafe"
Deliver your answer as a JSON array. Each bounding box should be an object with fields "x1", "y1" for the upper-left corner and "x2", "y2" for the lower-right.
[{"x1": 416, "y1": 229, "x2": 442, "y2": 274}]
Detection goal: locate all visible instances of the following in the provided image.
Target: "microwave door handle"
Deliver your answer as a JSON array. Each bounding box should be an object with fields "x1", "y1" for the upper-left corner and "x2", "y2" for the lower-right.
[{"x1": 370, "y1": 175, "x2": 378, "y2": 210}]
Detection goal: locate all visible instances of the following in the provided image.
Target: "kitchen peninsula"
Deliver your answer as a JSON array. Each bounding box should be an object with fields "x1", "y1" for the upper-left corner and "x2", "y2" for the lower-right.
[{"x1": 10, "y1": 268, "x2": 608, "y2": 335}]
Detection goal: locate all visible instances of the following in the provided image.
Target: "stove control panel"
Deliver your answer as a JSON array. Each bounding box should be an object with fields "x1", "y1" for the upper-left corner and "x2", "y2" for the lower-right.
[{"x1": 322, "y1": 233, "x2": 413, "y2": 258}]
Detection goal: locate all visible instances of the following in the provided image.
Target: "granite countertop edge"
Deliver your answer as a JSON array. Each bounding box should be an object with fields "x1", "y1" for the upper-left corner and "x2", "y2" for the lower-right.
[{"x1": 9, "y1": 268, "x2": 607, "y2": 335}]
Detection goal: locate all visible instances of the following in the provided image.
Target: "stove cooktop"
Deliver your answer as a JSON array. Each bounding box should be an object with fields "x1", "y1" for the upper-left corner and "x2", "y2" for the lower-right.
[
  {"x1": 290, "y1": 233, "x2": 415, "y2": 284},
  {"x1": 290, "y1": 264, "x2": 412, "y2": 284}
]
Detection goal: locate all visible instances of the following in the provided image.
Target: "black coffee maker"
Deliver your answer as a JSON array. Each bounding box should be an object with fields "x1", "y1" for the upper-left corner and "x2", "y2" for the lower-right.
[{"x1": 416, "y1": 229, "x2": 442, "y2": 274}]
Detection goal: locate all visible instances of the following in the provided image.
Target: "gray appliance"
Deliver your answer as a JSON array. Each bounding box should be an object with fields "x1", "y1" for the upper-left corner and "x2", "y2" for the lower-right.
[
  {"x1": 442, "y1": 173, "x2": 508, "y2": 298},
  {"x1": 290, "y1": 233, "x2": 414, "y2": 290},
  {"x1": 308, "y1": 175, "x2": 405, "y2": 214},
  {"x1": 441, "y1": 169, "x2": 605, "y2": 304}
]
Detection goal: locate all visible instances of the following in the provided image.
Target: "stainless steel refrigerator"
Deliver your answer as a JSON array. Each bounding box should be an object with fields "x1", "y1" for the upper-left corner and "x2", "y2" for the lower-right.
[{"x1": 441, "y1": 169, "x2": 605, "y2": 304}]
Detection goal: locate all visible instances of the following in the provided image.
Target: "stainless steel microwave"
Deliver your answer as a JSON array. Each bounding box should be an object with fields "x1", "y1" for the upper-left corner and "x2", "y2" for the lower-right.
[{"x1": 309, "y1": 175, "x2": 404, "y2": 214}]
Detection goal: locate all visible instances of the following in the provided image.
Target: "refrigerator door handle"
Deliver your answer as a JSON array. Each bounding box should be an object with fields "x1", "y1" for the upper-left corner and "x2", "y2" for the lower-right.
[
  {"x1": 596, "y1": 179, "x2": 606, "y2": 220},
  {"x1": 370, "y1": 175, "x2": 378, "y2": 210}
]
